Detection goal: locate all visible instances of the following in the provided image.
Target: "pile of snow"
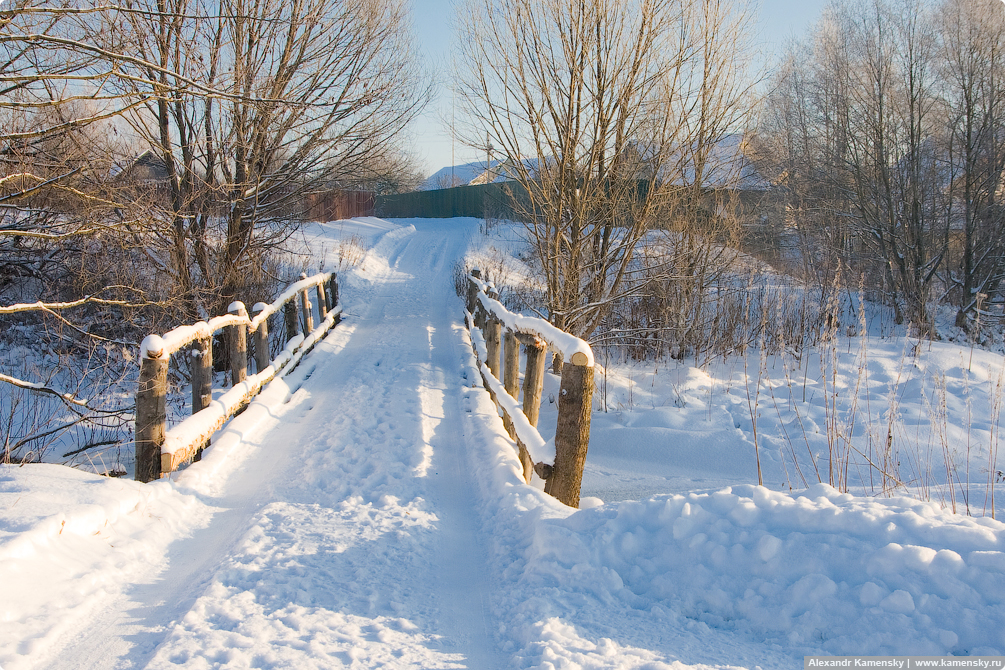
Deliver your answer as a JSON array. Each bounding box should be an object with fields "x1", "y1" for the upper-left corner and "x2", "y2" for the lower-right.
[
  {"x1": 460, "y1": 338, "x2": 1005, "y2": 663},
  {"x1": 526, "y1": 485, "x2": 1004, "y2": 655},
  {"x1": 0, "y1": 465, "x2": 210, "y2": 667}
]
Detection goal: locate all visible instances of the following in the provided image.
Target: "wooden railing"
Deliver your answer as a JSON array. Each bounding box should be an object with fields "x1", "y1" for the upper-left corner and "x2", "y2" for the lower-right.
[
  {"x1": 134, "y1": 272, "x2": 341, "y2": 482},
  {"x1": 465, "y1": 270, "x2": 595, "y2": 508}
]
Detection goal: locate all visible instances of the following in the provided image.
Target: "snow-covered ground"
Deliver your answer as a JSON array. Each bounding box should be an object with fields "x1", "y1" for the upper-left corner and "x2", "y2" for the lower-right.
[{"x1": 1, "y1": 217, "x2": 1004, "y2": 669}]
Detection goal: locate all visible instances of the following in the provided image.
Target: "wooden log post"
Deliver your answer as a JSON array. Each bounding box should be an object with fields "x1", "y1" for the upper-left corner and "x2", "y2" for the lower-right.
[
  {"x1": 284, "y1": 300, "x2": 298, "y2": 341},
  {"x1": 191, "y1": 336, "x2": 213, "y2": 412},
  {"x1": 316, "y1": 281, "x2": 328, "y2": 320},
  {"x1": 251, "y1": 303, "x2": 270, "y2": 374},
  {"x1": 521, "y1": 337, "x2": 547, "y2": 427},
  {"x1": 485, "y1": 315, "x2": 502, "y2": 380},
  {"x1": 552, "y1": 349, "x2": 564, "y2": 374},
  {"x1": 328, "y1": 274, "x2": 339, "y2": 312},
  {"x1": 299, "y1": 272, "x2": 314, "y2": 333},
  {"x1": 504, "y1": 330, "x2": 519, "y2": 399},
  {"x1": 228, "y1": 302, "x2": 248, "y2": 386},
  {"x1": 467, "y1": 268, "x2": 481, "y2": 314},
  {"x1": 135, "y1": 338, "x2": 168, "y2": 482},
  {"x1": 474, "y1": 298, "x2": 486, "y2": 331},
  {"x1": 502, "y1": 329, "x2": 528, "y2": 474},
  {"x1": 550, "y1": 352, "x2": 594, "y2": 508},
  {"x1": 190, "y1": 335, "x2": 213, "y2": 461}
]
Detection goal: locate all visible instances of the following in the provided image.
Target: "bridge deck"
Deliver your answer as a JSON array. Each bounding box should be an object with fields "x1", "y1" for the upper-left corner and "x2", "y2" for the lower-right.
[{"x1": 41, "y1": 219, "x2": 512, "y2": 669}]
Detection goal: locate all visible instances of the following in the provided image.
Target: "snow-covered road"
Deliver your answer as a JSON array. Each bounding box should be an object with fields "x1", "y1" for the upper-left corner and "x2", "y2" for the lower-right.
[
  {"x1": 19, "y1": 218, "x2": 509, "y2": 669},
  {"x1": 4, "y1": 217, "x2": 1004, "y2": 669}
]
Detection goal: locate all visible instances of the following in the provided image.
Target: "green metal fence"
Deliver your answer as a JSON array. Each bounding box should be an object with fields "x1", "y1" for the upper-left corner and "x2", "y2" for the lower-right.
[{"x1": 375, "y1": 181, "x2": 529, "y2": 220}]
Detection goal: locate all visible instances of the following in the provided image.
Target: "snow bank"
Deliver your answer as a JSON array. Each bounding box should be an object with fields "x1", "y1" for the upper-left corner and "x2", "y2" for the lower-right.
[
  {"x1": 0, "y1": 464, "x2": 209, "y2": 670},
  {"x1": 457, "y1": 316, "x2": 1005, "y2": 665},
  {"x1": 524, "y1": 484, "x2": 1005, "y2": 656}
]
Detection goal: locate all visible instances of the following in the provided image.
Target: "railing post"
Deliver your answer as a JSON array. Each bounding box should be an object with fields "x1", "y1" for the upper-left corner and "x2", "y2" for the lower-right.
[
  {"x1": 228, "y1": 302, "x2": 248, "y2": 385},
  {"x1": 284, "y1": 300, "x2": 298, "y2": 341},
  {"x1": 551, "y1": 352, "x2": 594, "y2": 508},
  {"x1": 327, "y1": 274, "x2": 339, "y2": 312},
  {"x1": 474, "y1": 298, "x2": 486, "y2": 331},
  {"x1": 522, "y1": 338, "x2": 547, "y2": 427},
  {"x1": 504, "y1": 330, "x2": 519, "y2": 399},
  {"x1": 316, "y1": 280, "x2": 328, "y2": 320},
  {"x1": 467, "y1": 268, "x2": 481, "y2": 314},
  {"x1": 299, "y1": 272, "x2": 314, "y2": 333},
  {"x1": 135, "y1": 337, "x2": 168, "y2": 482},
  {"x1": 252, "y1": 302, "x2": 270, "y2": 373},
  {"x1": 485, "y1": 315, "x2": 502, "y2": 379},
  {"x1": 191, "y1": 336, "x2": 213, "y2": 413},
  {"x1": 190, "y1": 335, "x2": 213, "y2": 461},
  {"x1": 501, "y1": 330, "x2": 523, "y2": 472}
]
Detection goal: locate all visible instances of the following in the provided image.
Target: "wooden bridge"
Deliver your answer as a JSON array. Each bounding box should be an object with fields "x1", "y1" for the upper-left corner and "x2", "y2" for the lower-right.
[{"x1": 134, "y1": 265, "x2": 595, "y2": 508}]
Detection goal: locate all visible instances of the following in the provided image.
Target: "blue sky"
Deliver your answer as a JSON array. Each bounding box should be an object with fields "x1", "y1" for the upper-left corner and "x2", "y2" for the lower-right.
[{"x1": 409, "y1": 0, "x2": 830, "y2": 176}]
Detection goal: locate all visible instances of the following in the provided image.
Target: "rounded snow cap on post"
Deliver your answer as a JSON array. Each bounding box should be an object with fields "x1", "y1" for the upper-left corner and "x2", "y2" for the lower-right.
[
  {"x1": 252, "y1": 302, "x2": 269, "y2": 314},
  {"x1": 140, "y1": 334, "x2": 166, "y2": 360},
  {"x1": 228, "y1": 301, "x2": 247, "y2": 316}
]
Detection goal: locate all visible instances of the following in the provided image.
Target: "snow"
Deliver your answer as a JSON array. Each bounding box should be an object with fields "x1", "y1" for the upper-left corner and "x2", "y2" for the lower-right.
[
  {"x1": 1, "y1": 216, "x2": 1004, "y2": 669},
  {"x1": 475, "y1": 289, "x2": 595, "y2": 366},
  {"x1": 141, "y1": 272, "x2": 334, "y2": 361},
  {"x1": 246, "y1": 271, "x2": 332, "y2": 330}
]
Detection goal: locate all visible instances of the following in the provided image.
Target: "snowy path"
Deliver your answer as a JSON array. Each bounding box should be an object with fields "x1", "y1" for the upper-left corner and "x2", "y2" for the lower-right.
[
  {"x1": 5, "y1": 217, "x2": 1005, "y2": 669},
  {"x1": 41, "y1": 219, "x2": 506, "y2": 669}
]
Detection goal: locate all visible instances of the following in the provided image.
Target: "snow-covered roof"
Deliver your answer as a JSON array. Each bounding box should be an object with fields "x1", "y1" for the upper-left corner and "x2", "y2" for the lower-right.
[
  {"x1": 422, "y1": 136, "x2": 768, "y2": 192},
  {"x1": 419, "y1": 158, "x2": 543, "y2": 191}
]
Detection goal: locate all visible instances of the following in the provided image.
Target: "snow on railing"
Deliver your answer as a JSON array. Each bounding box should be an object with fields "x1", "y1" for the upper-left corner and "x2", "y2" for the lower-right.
[
  {"x1": 465, "y1": 269, "x2": 594, "y2": 508},
  {"x1": 135, "y1": 272, "x2": 341, "y2": 482}
]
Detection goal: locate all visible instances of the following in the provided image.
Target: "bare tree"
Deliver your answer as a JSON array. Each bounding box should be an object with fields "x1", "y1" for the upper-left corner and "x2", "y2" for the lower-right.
[
  {"x1": 937, "y1": 0, "x2": 1005, "y2": 331},
  {"x1": 106, "y1": 0, "x2": 430, "y2": 316},
  {"x1": 755, "y1": 0, "x2": 952, "y2": 335},
  {"x1": 455, "y1": 0, "x2": 757, "y2": 344},
  {"x1": 1, "y1": 0, "x2": 428, "y2": 464}
]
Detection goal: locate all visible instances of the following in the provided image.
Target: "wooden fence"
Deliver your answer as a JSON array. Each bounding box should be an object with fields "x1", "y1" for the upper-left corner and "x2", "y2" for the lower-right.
[
  {"x1": 305, "y1": 190, "x2": 375, "y2": 222},
  {"x1": 465, "y1": 270, "x2": 595, "y2": 508},
  {"x1": 135, "y1": 273, "x2": 341, "y2": 482}
]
